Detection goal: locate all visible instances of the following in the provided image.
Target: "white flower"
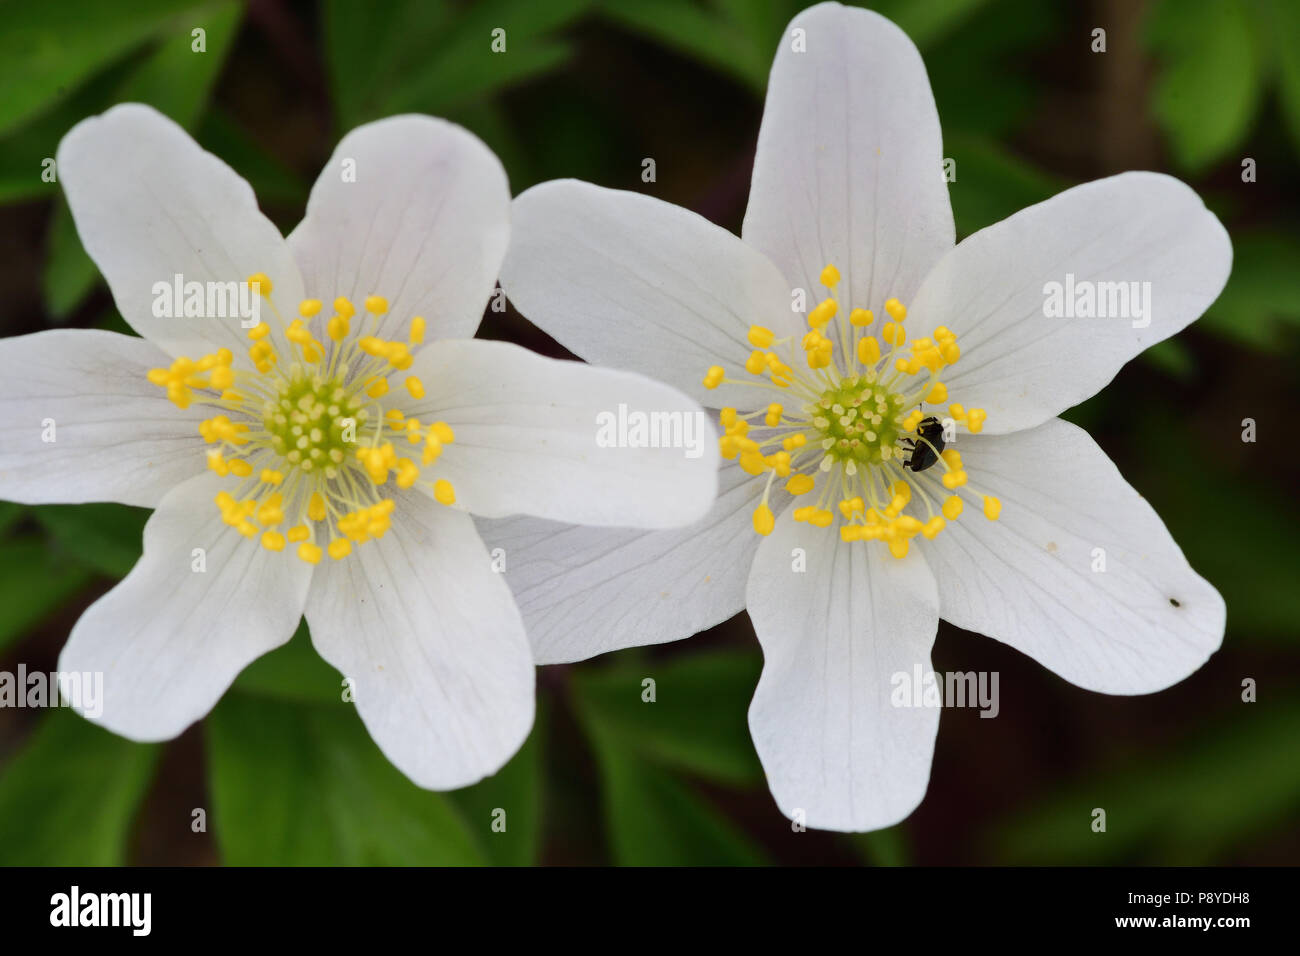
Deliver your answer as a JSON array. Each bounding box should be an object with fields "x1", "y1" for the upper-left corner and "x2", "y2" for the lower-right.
[
  {"x1": 490, "y1": 2, "x2": 1231, "y2": 830},
  {"x1": 0, "y1": 104, "x2": 717, "y2": 789}
]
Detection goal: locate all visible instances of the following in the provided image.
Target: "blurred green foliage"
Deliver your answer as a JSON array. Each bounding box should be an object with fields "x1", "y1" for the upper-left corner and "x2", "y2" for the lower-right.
[{"x1": 0, "y1": 0, "x2": 1295, "y2": 866}]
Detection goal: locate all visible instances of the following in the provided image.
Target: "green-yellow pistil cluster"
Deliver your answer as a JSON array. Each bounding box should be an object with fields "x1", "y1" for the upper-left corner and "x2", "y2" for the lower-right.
[
  {"x1": 703, "y1": 263, "x2": 1002, "y2": 559},
  {"x1": 148, "y1": 273, "x2": 457, "y2": 565}
]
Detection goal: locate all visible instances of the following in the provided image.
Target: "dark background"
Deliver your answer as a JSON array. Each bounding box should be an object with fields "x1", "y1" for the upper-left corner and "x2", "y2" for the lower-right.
[{"x1": 0, "y1": 0, "x2": 1296, "y2": 865}]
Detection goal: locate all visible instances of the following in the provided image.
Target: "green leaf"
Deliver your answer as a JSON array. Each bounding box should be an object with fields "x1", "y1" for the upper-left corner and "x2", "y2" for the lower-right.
[
  {"x1": 232, "y1": 620, "x2": 344, "y2": 703},
  {"x1": 0, "y1": 538, "x2": 93, "y2": 654},
  {"x1": 0, "y1": 710, "x2": 160, "y2": 865},
  {"x1": 196, "y1": 111, "x2": 308, "y2": 206},
  {"x1": 585, "y1": 715, "x2": 769, "y2": 865},
  {"x1": 572, "y1": 649, "x2": 769, "y2": 865},
  {"x1": 992, "y1": 700, "x2": 1300, "y2": 864},
  {"x1": 113, "y1": 0, "x2": 242, "y2": 130},
  {"x1": 41, "y1": 197, "x2": 98, "y2": 321},
  {"x1": 449, "y1": 712, "x2": 544, "y2": 866},
  {"x1": 573, "y1": 649, "x2": 764, "y2": 786},
  {"x1": 1263, "y1": 0, "x2": 1300, "y2": 156},
  {"x1": 849, "y1": 825, "x2": 910, "y2": 866},
  {"x1": 944, "y1": 132, "x2": 1064, "y2": 238},
  {"x1": 325, "y1": 0, "x2": 596, "y2": 128},
  {"x1": 33, "y1": 502, "x2": 149, "y2": 579},
  {"x1": 1147, "y1": 0, "x2": 1265, "y2": 173},
  {"x1": 207, "y1": 693, "x2": 485, "y2": 865},
  {"x1": 1199, "y1": 230, "x2": 1300, "y2": 349},
  {"x1": 0, "y1": 0, "x2": 224, "y2": 136},
  {"x1": 1131, "y1": 408, "x2": 1299, "y2": 641}
]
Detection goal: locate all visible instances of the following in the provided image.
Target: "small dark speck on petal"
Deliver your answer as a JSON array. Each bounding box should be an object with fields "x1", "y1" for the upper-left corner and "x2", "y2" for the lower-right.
[{"x1": 1169, "y1": 598, "x2": 1181, "y2": 608}]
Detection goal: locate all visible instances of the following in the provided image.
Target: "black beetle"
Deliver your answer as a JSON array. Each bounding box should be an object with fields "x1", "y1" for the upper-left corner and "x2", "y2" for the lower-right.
[{"x1": 903, "y1": 416, "x2": 946, "y2": 472}]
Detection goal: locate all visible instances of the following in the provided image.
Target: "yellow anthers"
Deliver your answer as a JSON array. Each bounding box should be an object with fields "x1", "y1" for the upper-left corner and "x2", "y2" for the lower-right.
[
  {"x1": 260, "y1": 469, "x2": 283, "y2": 486},
  {"x1": 229, "y1": 458, "x2": 253, "y2": 478},
  {"x1": 765, "y1": 403, "x2": 783, "y2": 427},
  {"x1": 404, "y1": 376, "x2": 425, "y2": 400},
  {"x1": 703, "y1": 366, "x2": 725, "y2": 389},
  {"x1": 966, "y1": 408, "x2": 987, "y2": 433},
  {"x1": 422, "y1": 434, "x2": 443, "y2": 466},
  {"x1": 942, "y1": 495, "x2": 963, "y2": 520},
  {"x1": 922, "y1": 516, "x2": 946, "y2": 540},
  {"x1": 334, "y1": 296, "x2": 355, "y2": 318},
  {"x1": 902, "y1": 409, "x2": 925, "y2": 433},
  {"x1": 256, "y1": 493, "x2": 284, "y2": 527},
  {"x1": 199, "y1": 415, "x2": 248, "y2": 445},
  {"x1": 395, "y1": 458, "x2": 421, "y2": 489},
  {"x1": 949, "y1": 403, "x2": 966, "y2": 421},
  {"x1": 857, "y1": 335, "x2": 881, "y2": 366},
  {"x1": 808, "y1": 297, "x2": 838, "y2": 328},
  {"x1": 247, "y1": 323, "x2": 271, "y2": 341},
  {"x1": 409, "y1": 316, "x2": 426, "y2": 345},
  {"x1": 738, "y1": 451, "x2": 767, "y2": 476},
  {"x1": 941, "y1": 449, "x2": 962, "y2": 470},
  {"x1": 782, "y1": 433, "x2": 806, "y2": 452},
  {"x1": 261, "y1": 530, "x2": 286, "y2": 552},
  {"x1": 802, "y1": 329, "x2": 834, "y2": 369},
  {"x1": 884, "y1": 297, "x2": 907, "y2": 322},
  {"x1": 820, "y1": 264, "x2": 841, "y2": 287},
  {"x1": 942, "y1": 469, "x2": 969, "y2": 489},
  {"x1": 433, "y1": 479, "x2": 456, "y2": 506},
  {"x1": 719, "y1": 407, "x2": 738, "y2": 428},
  {"x1": 299, "y1": 299, "x2": 323, "y2": 318},
  {"x1": 752, "y1": 503, "x2": 775, "y2": 536},
  {"x1": 207, "y1": 451, "x2": 228, "y2": 475},
  {"x1": 745, "y1": 350, "x2": 766, "y2": 375},
  {"x1": 888, "y1": 537, "x2": 910, "y2": 559},
  {"x1": 838, "y1": 496, "x2": 864, "y2": 519},
  {"x1": 249, "y1": 339, "x2": 277, "y2": 373},
  {"x1": 785, "y1": 474, "x2": 815, "y2": 495},
  {"x1": 297, "y1": 542, "x2": 322, "y2": 565},
  {"x1": 386, "y1": 408, "x2": 405, "y2": 423},
  {"x1": 287, "y1": 525, "x2": 310, "y2": 543},
  {"x1": 403, "y1": 419, "x2": 423, "y2": 445},
  {"x1": 327, "y1": 538, "x2": 353, "y2": 561},
  {"x1": 983, "y1": 495, "x2": 1002, "y2": 520},
  {"x1": 748, "y1": 326, "x2": 775, "y2": 348},
  {"x1": 285, "y1": 319, "x2": 324, "y2": 363},
  {"x1": 927, "y1": 382, "x2": 948, "y2": 403},
  {"x1": 364, "y1": 295, "x2": 388, "y2": 314},
  {"x1": 337, "y1": 500, "x2": 395, "y2": 543},
  {"x1": 149, "y1": 351, "x2": 236, "y2": 408},
  {"x1": 307, "y1": 492, "x2": 327, "y2": 522},
  {"x1": 809, "y1": 509, "x2": 833, "y2": 528},
  {"x1": 357, "y1": 443, "x2": 398, "y2": 484},
  {"x1": 247, "y1": 272, "x2": 272, "y2": 295},
  {"x1": 431, "y1": 422, "x2": 455, "y2": 444},
  {"x1": 850, "y1": 308, "x2": 874, "y2": 327},
  {"x1": 327, "y1": 315, "x2": 350, "y2": 342},
  {"x1": 882, "y1": 321, "x2": 906, "y2": 347},
  {"x1": 365, "y1": 377, "x2": 389, "y2": 398}
]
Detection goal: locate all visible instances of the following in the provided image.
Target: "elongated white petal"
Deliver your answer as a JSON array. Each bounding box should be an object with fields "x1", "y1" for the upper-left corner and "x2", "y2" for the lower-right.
[
  {"x1": 917, "y1": 172, "x2": 1232, "y2": 434},
  {"x1": 921, "y1": 418, "x2": 1224, "y2": 693},
  {"x1": 747, "y1": 505, "x2": 940, "y2": 832},
  {"x1": 743, "y1": 2, "x2": 954, "y2": 317},
  {"x1": 475, "y1": 463, "x2": 766, "y2": 664},
  {"x1": 400, "y1": 339, "x2": 719, "y2": 528},
  {"x1": 304, "y1": 490, "x2": 534, "y2": 790},
  {"x1": 57, "y1": 473, "x2": 312, "y2": 739},
  {"x1": 289, "y1": 115, "x2": 509, "y2": 342},
  {"x1": 0, "y1": 329, "x2": 205, "y2": 507},
  {"x1": 57, "y1": 103, "x2": 304, "y2": 360},
  {"x1": 500, "y1": 180, "x2": 799, "y2": 411}
]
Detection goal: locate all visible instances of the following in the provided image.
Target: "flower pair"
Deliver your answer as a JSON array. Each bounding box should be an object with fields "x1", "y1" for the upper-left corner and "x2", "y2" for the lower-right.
[{"x1": 0, "y1": 1, "x2": 1229, "y2": 832}]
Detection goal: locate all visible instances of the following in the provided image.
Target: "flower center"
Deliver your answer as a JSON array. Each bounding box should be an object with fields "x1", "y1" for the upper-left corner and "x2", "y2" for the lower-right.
[
  {"x1": 147, "y1": 274, "x2": 458, "y2": 565},
  {"x1": 704, "y1": 263, "x2": 1002, "y2": 558}
]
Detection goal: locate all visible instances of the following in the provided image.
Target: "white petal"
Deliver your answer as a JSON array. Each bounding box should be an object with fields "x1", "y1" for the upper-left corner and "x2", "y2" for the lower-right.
[
  {"x1": 289, "y1": 115, "x2": 509, "y2": 342},
  {"x1": 917, "y1": 172, "x2": 1232, "y2": 434},
  {"x1": 57, "y1": 473, "x2": 312, "y2": 739},
  {"x1": 475, "y1": 463, "x2": 766, "y2": 664},
  {"x1": 0, "y1": 329, "x2": 206, "y2": 507},
  {"x1": 742, "y1": 2, "x2": 954, "y2": 315},
  {"x1": 499, "y1": 179, "x2": 800, "y2": 411},
  {"x1": 747, "y1": 505, "x2": 940, "y2": 832},
  {"x1": 304, "y1": 490, "x2": 534, "y2": 790},
  {"x1": 400, "y1": 338, "x2": 719, "y2": 528},
  {"x1": 920, "y1": 418, "x2": 1224, "y2": 693},
  {"x1": 56, "y1": 103, "x2": 304, "y2": 359}
]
